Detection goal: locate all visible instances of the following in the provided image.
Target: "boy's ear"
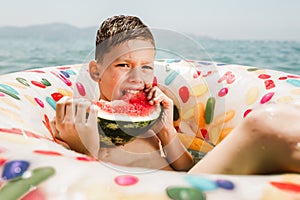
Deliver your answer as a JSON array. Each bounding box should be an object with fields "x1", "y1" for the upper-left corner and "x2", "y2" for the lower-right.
[{"x1": 89, "y1": 60, "x2": 101, "y2": 82}]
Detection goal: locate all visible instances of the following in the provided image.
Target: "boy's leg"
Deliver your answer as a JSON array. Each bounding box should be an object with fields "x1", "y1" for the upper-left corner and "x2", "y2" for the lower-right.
[{"x1": 189, "y1": 102, "x2": 300, "y2": 174}]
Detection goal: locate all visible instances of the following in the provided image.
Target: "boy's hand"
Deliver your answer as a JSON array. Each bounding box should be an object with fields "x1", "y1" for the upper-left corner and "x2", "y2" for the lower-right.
[
  {"x1": 50, "y1": 118, "x2": 71, "y2": 149},
  {"x1": 144, "y1": 84, "x2": 174, "y2": 133},
  {"x1": 51, "y1": 97, "x2": 100, "y2": 158}
]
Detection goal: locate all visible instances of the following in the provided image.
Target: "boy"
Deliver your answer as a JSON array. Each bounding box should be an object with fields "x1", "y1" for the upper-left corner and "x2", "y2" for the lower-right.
[
  {"x1": 52, "y1": 15, "x2": 300, "y2": 174},
  {"x1": 52, "y1": 15, "x2": 194, "y2": 171}
]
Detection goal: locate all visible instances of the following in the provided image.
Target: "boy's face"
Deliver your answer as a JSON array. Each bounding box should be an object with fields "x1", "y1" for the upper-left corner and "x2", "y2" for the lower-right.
[{"x1": 96, "y1": 39, "x2": 155, "y2": 101}]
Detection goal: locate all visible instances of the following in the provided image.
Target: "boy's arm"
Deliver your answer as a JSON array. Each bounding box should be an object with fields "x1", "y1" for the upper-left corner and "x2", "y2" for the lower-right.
[
  {"x1": 146, "y1": 85, "x2": 194, "y2": 171},
  {"x1": 157, "y1": 126, "x2": 194, "y2": 171}
]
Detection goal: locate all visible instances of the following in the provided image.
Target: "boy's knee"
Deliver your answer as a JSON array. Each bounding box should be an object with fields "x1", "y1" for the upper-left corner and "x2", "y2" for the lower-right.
[
  {"x1": 242, "y1": 105, "x2": 277, "y2": 137},
  {"x1": 242, "y1": 103, "x2": 294, "y2": 139},
  {"x1": 243, "y1": 107, "x2": 265, "y2": 127}
]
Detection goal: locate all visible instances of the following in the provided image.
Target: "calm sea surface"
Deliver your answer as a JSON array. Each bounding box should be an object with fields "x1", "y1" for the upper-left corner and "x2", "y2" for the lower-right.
[{"x1": 0, "y1": 36, "x2": 299, "y2": 75}]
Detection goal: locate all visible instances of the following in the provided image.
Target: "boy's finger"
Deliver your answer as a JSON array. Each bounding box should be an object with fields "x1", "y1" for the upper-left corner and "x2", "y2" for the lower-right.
[
  {"x1": 56, "y1": 97, "x2": 70, "y2": 123},
  {"x1": 87, "y1": 104, "x2": 99, "y2": 124},
  {"x1": 75, "y1": 101, "x2": 91, "y2": 124},
  {"x1": 147, "y1": 87, "x2": 157, "y2": 100},
  {"x1": 64, "y1": 100, "x2": 75, "y2": 122},
  {"x1": 144, "y1": 82, "x2": 152, "y2": 89},
  {"x1": 49, "y1": 118, "x2": 59, "y2": 140},
  {"x1": 153, "y1": 94, "x2": 165, "y2": 105}
]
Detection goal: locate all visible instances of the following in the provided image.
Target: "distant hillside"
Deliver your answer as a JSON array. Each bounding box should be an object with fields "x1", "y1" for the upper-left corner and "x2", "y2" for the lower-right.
[
  {"x1": 0, "y1": 23, "x2": 97, "y2": 41},
  {"x1": 0, "y1": 23, "x2": 213, "y2": 42}
]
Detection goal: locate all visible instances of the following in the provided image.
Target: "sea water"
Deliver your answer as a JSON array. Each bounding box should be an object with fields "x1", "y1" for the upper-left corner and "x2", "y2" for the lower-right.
[{"x1": 0, "y1": 34, "x2": 299, "y2": 75}]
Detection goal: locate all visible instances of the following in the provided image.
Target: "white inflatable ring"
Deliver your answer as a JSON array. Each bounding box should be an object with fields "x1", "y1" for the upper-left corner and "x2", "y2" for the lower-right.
[{"x1": 0, "y1": 59, "x2": 300, "y2": 199}]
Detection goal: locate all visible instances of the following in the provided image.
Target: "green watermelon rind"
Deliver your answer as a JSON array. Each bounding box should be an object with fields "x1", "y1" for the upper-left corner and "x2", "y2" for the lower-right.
[{"x1": 97, "y1": 103, "x2": 162, "y2": 147}]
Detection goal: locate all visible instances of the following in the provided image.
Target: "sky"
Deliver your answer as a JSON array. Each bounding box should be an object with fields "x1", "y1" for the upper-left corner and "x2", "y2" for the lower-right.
[{"x1": 0, "y1": 0, "x2": 300, "y2": 41}]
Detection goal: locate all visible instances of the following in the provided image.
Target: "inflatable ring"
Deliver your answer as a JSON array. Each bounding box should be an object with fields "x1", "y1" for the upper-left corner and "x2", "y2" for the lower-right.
[
  {"x1": 0, "y1": 59, "x2": 300, "y2": 199},
  {"x1": 154, "y1": 59, "x2": 300, "y2": 161}
]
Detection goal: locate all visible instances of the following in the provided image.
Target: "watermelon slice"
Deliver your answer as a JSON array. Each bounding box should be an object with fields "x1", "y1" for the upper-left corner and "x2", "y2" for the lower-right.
[{"x1": 95, "y1": 92, "x2": 162, "y2": 147}]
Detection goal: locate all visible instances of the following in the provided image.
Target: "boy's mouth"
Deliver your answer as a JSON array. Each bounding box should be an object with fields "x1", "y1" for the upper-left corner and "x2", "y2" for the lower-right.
[
  {"x1": 121, "y1": 89, "x2": 145, "y2": 101},
  {"x1": 121, "y1": 89, "x2": 141, "y2": 96}
]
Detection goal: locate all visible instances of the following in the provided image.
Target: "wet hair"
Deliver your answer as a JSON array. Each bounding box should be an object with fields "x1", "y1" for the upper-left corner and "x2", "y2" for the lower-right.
[{"x1": 95, "y1": 15, "x2": 155, "y2": 63}]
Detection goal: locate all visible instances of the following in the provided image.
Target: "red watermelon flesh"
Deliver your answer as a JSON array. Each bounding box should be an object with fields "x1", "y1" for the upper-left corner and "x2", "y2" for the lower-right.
[{"x1": 96, "y1": 92, "x2": 158, "y2": 118}]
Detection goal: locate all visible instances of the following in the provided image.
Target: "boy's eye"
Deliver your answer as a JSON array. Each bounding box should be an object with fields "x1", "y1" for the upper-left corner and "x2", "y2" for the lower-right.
[
  {"x1": 141, "y1": 65, "x2": 153, "y2": 70},
  {"x1": 116, "y1": 64, "x2": 130, "y2": 68}
]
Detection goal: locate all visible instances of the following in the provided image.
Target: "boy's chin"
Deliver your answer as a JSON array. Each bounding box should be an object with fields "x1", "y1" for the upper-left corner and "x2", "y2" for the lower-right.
[{"x1": 107, "y1": 93, "x2": 123, "y2": 101}]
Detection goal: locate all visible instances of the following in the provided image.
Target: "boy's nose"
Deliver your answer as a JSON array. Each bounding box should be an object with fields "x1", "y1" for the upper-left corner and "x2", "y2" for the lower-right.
[{"x1": 127, "y1": 67, "x2": 143, "y2": 84}]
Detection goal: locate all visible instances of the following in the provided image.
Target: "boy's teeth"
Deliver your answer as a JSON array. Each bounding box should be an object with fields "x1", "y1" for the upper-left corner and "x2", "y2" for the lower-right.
[
  {"x1": 126, "y1": 90, "x2": 139, "y2": 94},
  {"x1": 121, "y1": 89, "x2": 141, "y2": 96}
]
